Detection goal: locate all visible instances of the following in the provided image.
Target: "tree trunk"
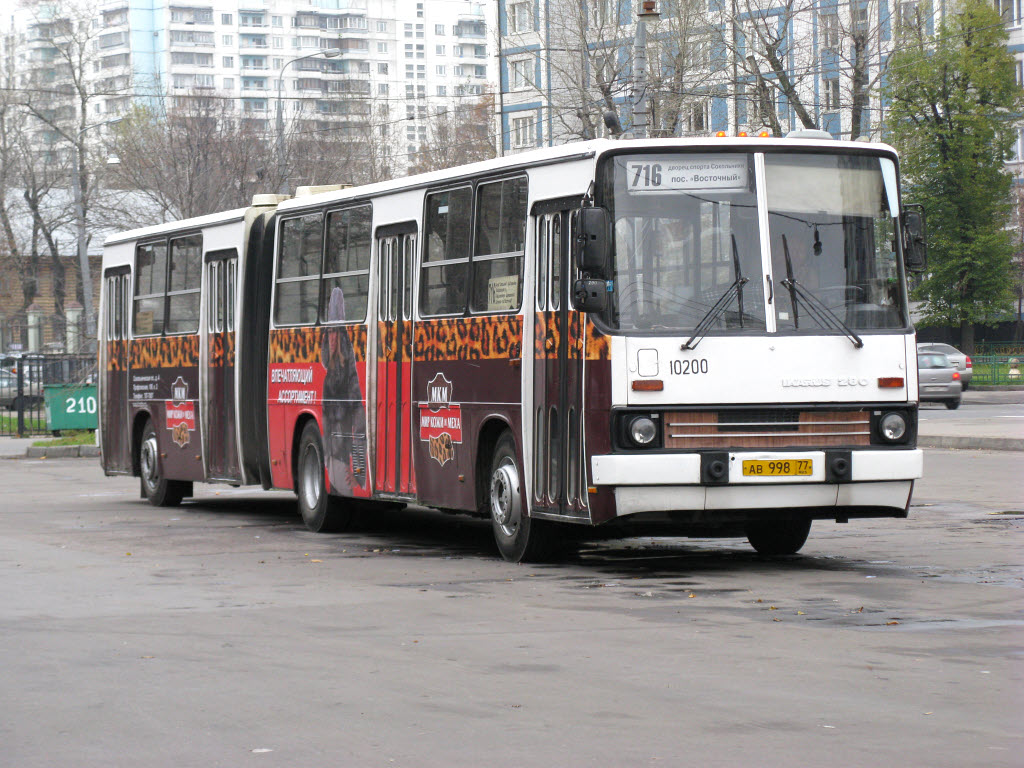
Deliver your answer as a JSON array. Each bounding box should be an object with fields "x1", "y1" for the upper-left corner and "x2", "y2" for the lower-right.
[{"x1": 959, "y1": 319, "x2": 975, "y2": 354}]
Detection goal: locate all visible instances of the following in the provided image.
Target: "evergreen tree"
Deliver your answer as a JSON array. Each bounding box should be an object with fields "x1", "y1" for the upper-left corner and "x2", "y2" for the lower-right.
[{"x1": 884, "y1": 0, "x2": 1024, "y2": 351}]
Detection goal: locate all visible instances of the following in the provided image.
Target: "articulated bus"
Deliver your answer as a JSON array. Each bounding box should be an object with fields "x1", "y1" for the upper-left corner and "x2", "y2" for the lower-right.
[{"x1": 99, "y1": 135, "x2": 927, "y2": 562}]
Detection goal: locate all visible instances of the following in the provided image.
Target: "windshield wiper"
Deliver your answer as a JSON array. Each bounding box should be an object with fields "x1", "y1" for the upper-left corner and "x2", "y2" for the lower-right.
[
  {"x1": 682, "y1": 235, "x2": 748, "y2": 350},
  {"x1": 780, "y1": 235, "x2": 863, "y2": 349}
]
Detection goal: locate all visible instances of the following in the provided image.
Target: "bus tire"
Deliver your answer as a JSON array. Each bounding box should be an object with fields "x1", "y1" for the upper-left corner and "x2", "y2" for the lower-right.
[
  {"x1": 296, "y1": 420, "x2": 352, "y2": 533},
  {"x1": 139, "y1": 420, "x2": 187, "y2": 507},
  {"x1": 745, "y1": 518, "x2": 812, "y2": 556},
  {"x1": 488, "y1": 431, "x2": 556, "y2": 563}
]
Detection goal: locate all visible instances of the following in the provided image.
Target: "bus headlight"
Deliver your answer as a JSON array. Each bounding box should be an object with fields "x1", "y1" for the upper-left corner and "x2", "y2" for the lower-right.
[
  {"x1": 879, "y1": 412, "x2": 907, "y2": 442},
  {"x1": 629, "y1": 416, "x2": 658, "y2": 446}
]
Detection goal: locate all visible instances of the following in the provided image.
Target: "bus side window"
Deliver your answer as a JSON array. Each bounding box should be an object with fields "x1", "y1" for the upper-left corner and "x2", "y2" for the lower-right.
[
  {"x1": 470, "y1": 177, "x2": 526, "y2": 314},
  {"x1": 134, "y1": 241, "x2": 167, "y2": 336},
  {"x1": 275, "y1": 213, "x2": 323, "y2": 326},
  {"x1": 322, "y1": 205, "x2": 372, "y2": 324},
  {"x1": 420, "y1": 187, "x2": 471, "y2": 316},
  {"x1": 536, "y1": 216, "x2": 548, "y2": 311},
  {"x1": 167, "y1": 234, "x2": 202, "y2": 334}
]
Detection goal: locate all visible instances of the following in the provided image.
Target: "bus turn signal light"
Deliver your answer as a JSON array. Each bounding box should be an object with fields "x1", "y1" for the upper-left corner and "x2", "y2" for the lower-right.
[
  {"x1": 878, "y1": 377, "x2": 904, "y2": 388},
  {"x1": 632, "y1": 379, "x2": 664, "y2": 392}
]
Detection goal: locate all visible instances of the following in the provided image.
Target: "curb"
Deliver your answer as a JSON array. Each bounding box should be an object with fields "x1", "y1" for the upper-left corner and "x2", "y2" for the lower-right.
[
  {"x1": 24, "y1": 445, "x2": 101, "y2": 459},
  {"x1": 919, "y1": 436, "x2": 1024, "y2": 452}
]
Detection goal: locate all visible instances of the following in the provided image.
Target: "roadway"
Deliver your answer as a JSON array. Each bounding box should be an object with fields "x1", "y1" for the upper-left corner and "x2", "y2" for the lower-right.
[{"x1": 0, "y1": 434, "x2": 1019, "y2": 766}]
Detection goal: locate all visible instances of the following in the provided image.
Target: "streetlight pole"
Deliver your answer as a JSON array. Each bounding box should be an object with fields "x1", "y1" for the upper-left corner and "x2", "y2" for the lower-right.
[
  {"x1": 630, "y1": 1, "x2": 661, "y2": 140},
  {"x1": 276, "y1": 48, "x2": 341, "y2": 194},
  {"x1": 70, "y1": 118, "x2": 119, "y2": 354}
]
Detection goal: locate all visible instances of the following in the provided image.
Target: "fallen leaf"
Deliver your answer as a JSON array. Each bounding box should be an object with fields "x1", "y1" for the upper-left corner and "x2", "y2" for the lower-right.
[
  {"x1": 886, "y1": 620, "x2": 900, "y2": 626},
  {"x1": 687, "y1": 593, "x2": 697, "y2": 598},
  {"x1": 310, "y1": 559, "x2": 322, "y2": 563},
  {"x1": 797, "y1": 611, "x2": 806, "y2": 615}
]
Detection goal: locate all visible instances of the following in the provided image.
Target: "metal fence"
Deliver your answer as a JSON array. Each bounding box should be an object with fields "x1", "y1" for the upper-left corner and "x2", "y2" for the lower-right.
[
  {"x1": 1, "y1": 353, "x2": 96, "y2": 437},
  {"x1": 971, "y1": 355, "x2": 1024, "y2": 387},
  {"x1": 974, "y1": 342, "x2": 1024, "y2": 356}
]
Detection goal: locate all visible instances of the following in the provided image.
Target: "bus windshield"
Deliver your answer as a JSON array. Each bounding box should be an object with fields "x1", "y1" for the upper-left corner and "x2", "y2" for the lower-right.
[{"x1": 601, "y1": 151, "x2": 908, "y2": 334}]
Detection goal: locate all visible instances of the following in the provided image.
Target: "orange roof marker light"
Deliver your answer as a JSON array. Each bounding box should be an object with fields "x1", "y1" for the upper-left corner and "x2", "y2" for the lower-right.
[
  {"x1": 737, "y1": 131, "x2": 748, "y2": 137},
  {"x1": 715, "y1": 130, "x2": 727, "y2": 137},
  {"x1": 758, "y1": 130, "x2": 771, "y2": 137}
]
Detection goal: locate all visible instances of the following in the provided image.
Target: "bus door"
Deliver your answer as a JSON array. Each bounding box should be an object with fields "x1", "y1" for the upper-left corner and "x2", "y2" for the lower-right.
[
  {"x1": 532, "y1": 208, "x2": 587, "y2": 518},
  {"x1": 374, "y1": 227, "x2": 417, "y2": 496},
  {"x1": 204, "y1": 250, "x2": 240, "y2": 481},
  {"x1": 101, "y1": 267, "x2": 132, "y2": 473}
]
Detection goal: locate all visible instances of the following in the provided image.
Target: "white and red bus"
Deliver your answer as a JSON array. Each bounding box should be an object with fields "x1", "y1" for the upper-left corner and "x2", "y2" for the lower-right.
[{"x1": 99, "y1": 135, "x2": 926, "y2": 561}]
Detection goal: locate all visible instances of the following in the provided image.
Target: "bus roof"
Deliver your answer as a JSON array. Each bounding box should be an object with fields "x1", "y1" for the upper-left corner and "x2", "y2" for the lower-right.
[
  {"x1": 273, "y1": 136, "x2": 898, "y2": 213},
  {"x1": 103, "y1": 206, "x2": 250, "y2": 247}
]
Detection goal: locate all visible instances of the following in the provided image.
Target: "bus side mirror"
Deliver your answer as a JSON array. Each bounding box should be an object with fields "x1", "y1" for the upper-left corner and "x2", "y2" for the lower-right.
[
  {"x1": 902, "y1": 206, "x2": 927, "y2": 273},
  {"x1": 574, "y1": 207, "x2": 611, "y2": 276},
  {"x1": 572, "y1": 278, "x2": 608, "y2": 313}
]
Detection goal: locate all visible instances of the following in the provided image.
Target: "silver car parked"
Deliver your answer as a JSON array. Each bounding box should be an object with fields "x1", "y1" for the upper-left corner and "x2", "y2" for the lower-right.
[
  {"x1": 918, "y1": 352, "x2": 962, "y2": 410},
  {"x1": 917, "y1": 343, "x2": 973, "y2": 390}
]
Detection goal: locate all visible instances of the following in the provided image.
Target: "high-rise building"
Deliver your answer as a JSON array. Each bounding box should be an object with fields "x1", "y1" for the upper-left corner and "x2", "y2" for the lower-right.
[{"x1": 2, "y1": 0, "x2": 494, "y2": 173}]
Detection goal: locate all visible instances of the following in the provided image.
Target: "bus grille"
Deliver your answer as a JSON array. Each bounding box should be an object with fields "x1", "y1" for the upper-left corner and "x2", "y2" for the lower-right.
[{"x1": 664, "y1": 409, "x2": 872, "y2": 449}]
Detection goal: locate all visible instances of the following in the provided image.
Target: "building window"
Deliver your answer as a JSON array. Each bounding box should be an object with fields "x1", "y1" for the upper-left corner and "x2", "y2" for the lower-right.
[
  {"x1": 379, "y1": 62, "x2": 389, "y2": 74},
  {"x1": 436, "y1": 65, "x2": 446, "y2": 75},
  {"x1": 378, "y1": 42, "x2": 388, "y2": 53},
  {"x1": 377, "y1": 21, "x2": 388, "y2": 32},
  {"x1": 379, "y1": 83, "x2": 388, "y2": 94},
  {"x1": 511, "y1": 58, "x2": 533, "y2": 90},
  {"x1": 405, "y1": 23, "x2": 413, "y2": 37},
  {"x1": 511, "y1": 115, "x2": 535, "y2": 148},
  {"x1": 509, "y1": 1, "x2": 533, "y2": 34},
  {"x1": 223, "y1": 56, "x2": 234, "y2": 68},
  {"x1": 221, "y1": 13, "x2": 233, "y2": 25},
  {"x1": 435, "y1": 23, "x2": 445, "y2": 35},
  {"x1": 437, "y1": 85, "x2": 447, "y2": 96},
  {"x1": 824, "y1": 77, "x2": 840, "y2": 110},
  {"x1": 436, "y1": 45, "x2": 446, "y2": 55}
]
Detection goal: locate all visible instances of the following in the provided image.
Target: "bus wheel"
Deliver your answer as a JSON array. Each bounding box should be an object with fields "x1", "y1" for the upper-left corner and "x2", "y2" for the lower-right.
[
  {"x1": 488, "y1": 432, "x2": 554, "y2": 563},
  {"x1": 296, "y1": 421, "x2": 352, "y2": 533},
  {"x1": 744, "y1": 518, "x2": 812, "y2": 556},
  {"x1": 139, "y1": 420, "x2": 186, "y2": 507}
]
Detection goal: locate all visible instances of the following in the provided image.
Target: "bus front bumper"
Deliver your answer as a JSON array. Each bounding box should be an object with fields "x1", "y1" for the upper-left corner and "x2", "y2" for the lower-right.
[{"x1": 591, "y1": 449, "x2": 923, "y2": 516}]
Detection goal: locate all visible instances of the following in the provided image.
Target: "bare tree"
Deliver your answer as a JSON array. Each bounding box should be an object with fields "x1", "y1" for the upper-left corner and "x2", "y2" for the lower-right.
[
  {"x1": 109, "y1": 95, "x2": 277, "y2": 221},
  {"x1": 408, "y1": 95, "x2": 497, "y2": 175},
  {"x1": 710, "y1": 0, "x2": 897, "y2": 138}
]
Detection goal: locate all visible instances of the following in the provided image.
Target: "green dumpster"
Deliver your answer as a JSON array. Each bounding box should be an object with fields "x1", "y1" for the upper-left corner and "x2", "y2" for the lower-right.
[{"x1": 44, "y1": 384, "x2": 98, "y2": 431}]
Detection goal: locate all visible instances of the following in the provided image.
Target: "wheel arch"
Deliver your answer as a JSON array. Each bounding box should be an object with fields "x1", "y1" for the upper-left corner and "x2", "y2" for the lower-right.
[
  {"x1": 130, "y1": 409, "x2": 153, "y2": 477},
  {"x1": 290, "y1": 412, "x2": 321, "y2": 491},
  {"x1": 475, "y1": 416, "x2": 517, "y2": 514}
]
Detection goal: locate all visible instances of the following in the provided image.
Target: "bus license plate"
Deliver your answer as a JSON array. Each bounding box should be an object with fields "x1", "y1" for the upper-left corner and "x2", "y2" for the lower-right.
[{"x1": 742, "y1": 459, "x2": 813, "y2": 477}]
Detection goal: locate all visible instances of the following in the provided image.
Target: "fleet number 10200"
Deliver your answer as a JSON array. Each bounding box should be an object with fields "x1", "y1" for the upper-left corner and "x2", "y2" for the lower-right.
[{"x1": 670, "y1": 359, "x2": 709, "y2": 375}]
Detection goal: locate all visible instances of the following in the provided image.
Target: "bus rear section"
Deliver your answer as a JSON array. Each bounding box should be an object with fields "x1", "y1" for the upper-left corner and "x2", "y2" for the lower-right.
[{"x1": 98, "y1": 201, "x2": 280, "y2": 504}]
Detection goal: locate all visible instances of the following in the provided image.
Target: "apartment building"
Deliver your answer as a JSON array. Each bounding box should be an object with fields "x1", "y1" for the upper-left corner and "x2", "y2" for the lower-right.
[
  {"x1": 3, "y1": 0, "x2": 493, "y2": 167},
  {"x1": 497, "y1": 0, "x2": 1024, "y2": 156}
]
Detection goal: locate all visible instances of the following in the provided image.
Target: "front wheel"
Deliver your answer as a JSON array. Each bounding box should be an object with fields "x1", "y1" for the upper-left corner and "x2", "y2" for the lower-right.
[
  {"x1": 745, "y1": 518, "x2": 812, "y2": 556},
  {"x1": 296, "y1": 421, "x2": 354, "y2": 533},
  {"x1": 139, "y1": 420, "x2": 188, "y2": 507},
  {"x1": 488, "y1": 432, "x2": 558, "y2": 562}
]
